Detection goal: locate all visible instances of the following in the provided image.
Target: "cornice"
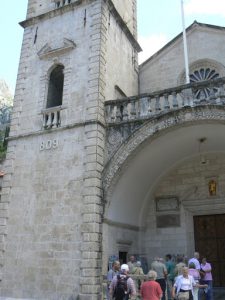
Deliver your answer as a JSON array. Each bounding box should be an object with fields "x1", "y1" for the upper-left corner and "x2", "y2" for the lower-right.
[
  {"x1": 20, "y1": 0, "x2": 84, "y2": 28},
  {"x1": 20, "y1": 0, "x2": 142, "y2": 53}
]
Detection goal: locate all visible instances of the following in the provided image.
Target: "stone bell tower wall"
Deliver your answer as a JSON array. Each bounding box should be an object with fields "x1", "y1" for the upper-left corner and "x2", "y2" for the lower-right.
[{"x1": 0, "y1": 0, "x2": 140, "y2": 299}]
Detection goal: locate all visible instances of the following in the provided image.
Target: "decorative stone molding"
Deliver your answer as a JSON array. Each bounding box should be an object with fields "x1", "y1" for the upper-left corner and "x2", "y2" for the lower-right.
[
  {"x1": 103, "y1": 105, "x2": 225, "y2": 196},
  {"x1": 105, "y1": 77, "x2": 225, "y2": 162},
  {"x1": 37, "y1": 38, "x2": 76, "y2": 59}
]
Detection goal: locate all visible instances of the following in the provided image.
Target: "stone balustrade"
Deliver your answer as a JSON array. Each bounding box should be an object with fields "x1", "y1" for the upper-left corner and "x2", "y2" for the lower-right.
[
  {"x1": 105, "y1": 77, "x2": 225, "y2": 124},
  {"x1": 55, "y1": 0, "x2": 72, "y2": 8},
  {"x1": 41, "y1": 106, "x2": 64, "y2": 129}
]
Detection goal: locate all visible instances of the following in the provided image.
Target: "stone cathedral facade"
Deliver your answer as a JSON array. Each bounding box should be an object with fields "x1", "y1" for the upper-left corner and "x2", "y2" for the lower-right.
[{"x1": 1, "y1": 0, "x2": 225, "y2": 299}]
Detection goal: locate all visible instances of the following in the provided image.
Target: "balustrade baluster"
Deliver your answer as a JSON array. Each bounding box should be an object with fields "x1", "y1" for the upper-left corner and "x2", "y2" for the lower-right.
[
  {"x1": 130, "y1": 100, "x2": 136, "y2": 119},
  {"x1": 46, "y1": 112, "x2": 52, "y2": 128},
  {"x1": 199, "y1": 90, "x2": 206, "y2": 103},
  {"x1": 57, "y1": 111, "x2": 61, "y2": 127},
  {"x1": 52, "y1": 111, "x2": 57, "y2": 128},
  {"x1": 217, "y1": 82, "x2": 225, "y2": 104},
  {"x1": 110, "y1": 105, "x2": 116, "y2": 122},
  {"x1": 163, "y1": 93, "x2": 170, "y2": 110},
  {"x1": 106, "y1": 105, "x2": 111, "y2": 122},
  {"x1": 155, "y1": 96, "x2": 161, "y2": 111},
  {"x1": 43, "y1": 113, "x2": 47, "y2": 128},
  {"x1": 122, "y1": 103, "x2": 128, "y2": 120},
  {"x1": 116, "y1": 105, "x2": 122, "y2": 121},
  {"x1": 41, "y1": 106, "x2": 63, "y2": 129},
  {"x1": 183, "y1": 88, "x2": 193, "y2": 107},
  {"x1": 147, "y1": 97, "x2": 152, "y2": 114},
  {"x1": 172, "y1": 92, "x2": 178, "y2": 108},
  {"x1": 209, "y1": 87, "x2": 216, "y2": 104}
]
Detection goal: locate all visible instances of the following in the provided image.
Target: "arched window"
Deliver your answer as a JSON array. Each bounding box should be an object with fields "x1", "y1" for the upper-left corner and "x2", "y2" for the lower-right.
[{"x1": 46, "y1": 65, "x2": 64, "y2": 108}]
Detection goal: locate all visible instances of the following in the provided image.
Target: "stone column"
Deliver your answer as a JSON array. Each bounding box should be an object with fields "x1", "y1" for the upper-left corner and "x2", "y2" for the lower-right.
[{"x1": 79, "y1": 1, "x2": 107, "y2": 299}]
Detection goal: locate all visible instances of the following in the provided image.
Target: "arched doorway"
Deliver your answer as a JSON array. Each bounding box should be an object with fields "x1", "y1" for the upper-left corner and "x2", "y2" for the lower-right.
[{"x1": 103, "y1": 110, "x2": 225, "y2": 286}]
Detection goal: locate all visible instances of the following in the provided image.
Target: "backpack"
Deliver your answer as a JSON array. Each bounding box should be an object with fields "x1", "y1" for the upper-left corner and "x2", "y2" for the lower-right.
[{"x1": 113, "y1": 274, "x2": 129, "y2": 300}]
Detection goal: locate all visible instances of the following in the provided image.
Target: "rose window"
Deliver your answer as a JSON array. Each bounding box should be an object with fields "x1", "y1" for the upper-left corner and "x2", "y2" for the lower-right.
[{"x1": 190, "y1": 68, "x2": 219, "y2": 99}]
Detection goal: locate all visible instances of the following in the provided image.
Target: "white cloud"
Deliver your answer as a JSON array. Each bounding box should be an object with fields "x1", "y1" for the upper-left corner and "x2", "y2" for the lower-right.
[
  {"x1": 184, "y1": 0, "x2": 225, "y2": 16},
  {"x1": 138, "y1": 34, "x2": 169, "y2": 64}
]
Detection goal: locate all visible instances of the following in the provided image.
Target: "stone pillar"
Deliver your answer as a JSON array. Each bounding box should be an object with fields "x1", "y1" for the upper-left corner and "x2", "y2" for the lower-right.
[{"x1": 79, "y1": 1, "x2": 107, "y2": 299}]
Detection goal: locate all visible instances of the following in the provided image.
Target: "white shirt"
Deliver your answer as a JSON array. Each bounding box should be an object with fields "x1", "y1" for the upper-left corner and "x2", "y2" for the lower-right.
[
  {"x1": 180, "y1": 277, "x2": 192, "y2": 290},
  {"x1": 188, "y1": 258, "x2": 200, "y2": 270}
]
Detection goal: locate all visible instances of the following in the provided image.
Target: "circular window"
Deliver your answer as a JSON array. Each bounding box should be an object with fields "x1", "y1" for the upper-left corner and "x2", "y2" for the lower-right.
[{"x1": 190, "y1": 68, "x2": 219, "y2": 98}]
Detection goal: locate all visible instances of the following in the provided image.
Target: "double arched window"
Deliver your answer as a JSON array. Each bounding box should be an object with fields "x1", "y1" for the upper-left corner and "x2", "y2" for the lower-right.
[{"x1": 46, "y1": 65, "x2": 64, "y2": 108}]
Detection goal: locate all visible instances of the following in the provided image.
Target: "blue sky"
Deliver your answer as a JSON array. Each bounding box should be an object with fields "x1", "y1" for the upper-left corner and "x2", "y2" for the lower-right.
[{"x1": 1, "y1": 0, "x2": 225, "y2": 93}]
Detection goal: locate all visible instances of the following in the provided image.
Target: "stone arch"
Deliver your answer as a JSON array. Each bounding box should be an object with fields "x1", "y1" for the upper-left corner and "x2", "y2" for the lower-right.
[
  {"x1": 102, "y1": 105, "x2": 225, "y2": 274},
  {"x1": 103, "y1": 105, "x2": 225, "y2": 210}
]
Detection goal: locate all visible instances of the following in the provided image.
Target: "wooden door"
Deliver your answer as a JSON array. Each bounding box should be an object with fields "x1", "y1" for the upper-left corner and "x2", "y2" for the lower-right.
[{"x1": 194, "y1": 214, "x2": 225, "y2": 287}]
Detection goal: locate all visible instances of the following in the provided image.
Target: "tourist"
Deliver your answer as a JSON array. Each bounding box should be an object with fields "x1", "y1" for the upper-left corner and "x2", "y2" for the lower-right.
[
  {"x1": 165, "y1": 254, "x2": 176, "y2": 300},
  {"x1": 109, "y1": 264, "x2": 136, "y2": 300},
  {"x1": 127, "y1": 255, "x2": 136, "y2": 273},
  {"x1": 172, "y1": 267, "x2": 207, "y2": 300},
  {"x1": 132, "y1": 260, "x2": 144, "y2": 292},
  {"x1": 141, "y1": 270, "x2": 162, "y2": 300},
  {"x1": 188, "y1": 252, "x2": 201, "y2": 270},
  {"x1": 151, "y1": 257, "x2": 167, "y2": 300},
  {"x1": 107, "y1": 260, "x2": 120, "y2": 300},
  {"x1": 174, "y1": 256, "x2": 186, "y2": 278},
  {"x1": 188, "y1": 262, "x2": 200, "y2": 300},
  {"x1": 200, "y1": 257, "x2": 213, "y2": 300}
]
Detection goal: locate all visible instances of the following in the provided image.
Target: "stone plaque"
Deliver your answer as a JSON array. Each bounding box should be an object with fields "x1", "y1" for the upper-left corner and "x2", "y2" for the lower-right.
[
  {"x1": 156, "y1": 196, "x2": 179, "y2": 212},
  {"x1": 156, "y1": 214, "x2": 180, "y2": 228}
]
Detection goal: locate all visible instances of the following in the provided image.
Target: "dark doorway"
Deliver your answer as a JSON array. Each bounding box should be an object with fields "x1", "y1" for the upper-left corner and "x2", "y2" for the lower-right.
[
  {"x1": 194, "y1": 214, "x2": 225, "y2": 287},
  {"x1": 119, "y1": 251, "x2": 127, "y2": 264}
]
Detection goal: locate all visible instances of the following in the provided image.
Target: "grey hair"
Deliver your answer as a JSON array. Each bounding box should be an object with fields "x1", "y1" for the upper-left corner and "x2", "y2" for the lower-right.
[
  {"x1": 136, "y1": 261, "x2": 141, "y2": 267},
  {"x1": 148, "y1": 270, "x2": 157, "y2": 280}
]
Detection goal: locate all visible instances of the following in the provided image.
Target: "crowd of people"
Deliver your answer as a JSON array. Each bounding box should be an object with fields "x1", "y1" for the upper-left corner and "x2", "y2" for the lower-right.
[{"x1": 107, "y1": 252, "x2": 213, "y2": 300}]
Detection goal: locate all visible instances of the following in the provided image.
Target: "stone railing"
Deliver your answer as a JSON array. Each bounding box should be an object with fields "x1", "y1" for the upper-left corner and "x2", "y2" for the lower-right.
[
  {"x1": 105, "y1": 77, "x2": 225, "y2": 124},
  {"x1": 41, "y1": 106, "x2": 64, "y2": 129}
]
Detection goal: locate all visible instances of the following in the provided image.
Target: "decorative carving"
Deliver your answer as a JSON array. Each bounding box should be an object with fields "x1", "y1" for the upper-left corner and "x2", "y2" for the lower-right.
[
  {"x1": 106, "y1": 122, "x2": 143, "y2": 160},
  {"x1": 37, "y1": 38, "x2": 76, "y2": 59},
  {"x1": 103, "y1": 106, "x2": 225, "y2": 195}
]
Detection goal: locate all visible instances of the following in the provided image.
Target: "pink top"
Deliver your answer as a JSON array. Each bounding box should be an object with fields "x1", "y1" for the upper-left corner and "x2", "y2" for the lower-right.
[
  {"x1": 188, "y1": 268, "x2": 200, "y2": 282},
  {"x1": 141, "y1": 280, "x2": 162, "y2": 300},
  {"x1": 201, "y1": 262, "x2": 213, "y2": 281}
]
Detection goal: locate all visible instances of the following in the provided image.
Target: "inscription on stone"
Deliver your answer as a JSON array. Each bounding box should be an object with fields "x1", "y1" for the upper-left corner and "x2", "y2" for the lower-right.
[
  {"x1": 40, "y1": 139, "x2": 58, "y2": 151},
  {"x1": 156, "y1": 214, "x2": 180, "y2": 228},
  {"x1": 156, "y1": 196, "x2": 179, "y2": 212}
]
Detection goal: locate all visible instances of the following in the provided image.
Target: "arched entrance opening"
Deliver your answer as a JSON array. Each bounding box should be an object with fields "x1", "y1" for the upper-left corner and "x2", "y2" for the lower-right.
[{"x1": 103, "y1": 117, "x2": 225, "y2": 286}]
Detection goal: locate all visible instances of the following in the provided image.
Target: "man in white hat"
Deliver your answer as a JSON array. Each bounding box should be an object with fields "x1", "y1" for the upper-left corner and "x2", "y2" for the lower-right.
[{"x1": 109, "y1": 264, "x2": 136, "y2": 300}]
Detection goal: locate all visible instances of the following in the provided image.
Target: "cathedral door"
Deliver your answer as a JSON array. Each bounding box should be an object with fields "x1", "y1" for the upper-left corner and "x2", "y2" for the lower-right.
[{"x1": 194, "y1": 214, "x2": 225, "y2": 287}]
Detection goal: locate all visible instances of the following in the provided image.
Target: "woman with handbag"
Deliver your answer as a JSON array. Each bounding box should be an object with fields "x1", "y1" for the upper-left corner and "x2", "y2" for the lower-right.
[
  {"x1": 171, "y1": 267, "x2": 207, "y2": 300},
  {"x1": 188, "y1": 263, "x2": 200, "y2": 300}
]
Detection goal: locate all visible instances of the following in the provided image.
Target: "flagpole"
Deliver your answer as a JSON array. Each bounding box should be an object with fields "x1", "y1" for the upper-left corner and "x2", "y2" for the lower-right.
[{"x1": 181, "y1": 0, "x2": 190, "y2": 84}]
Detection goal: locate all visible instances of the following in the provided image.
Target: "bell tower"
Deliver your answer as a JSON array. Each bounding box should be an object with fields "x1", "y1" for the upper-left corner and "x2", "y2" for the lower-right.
[{"x1": 0, "y1": 0, "x2": 141, "y2": 299}]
